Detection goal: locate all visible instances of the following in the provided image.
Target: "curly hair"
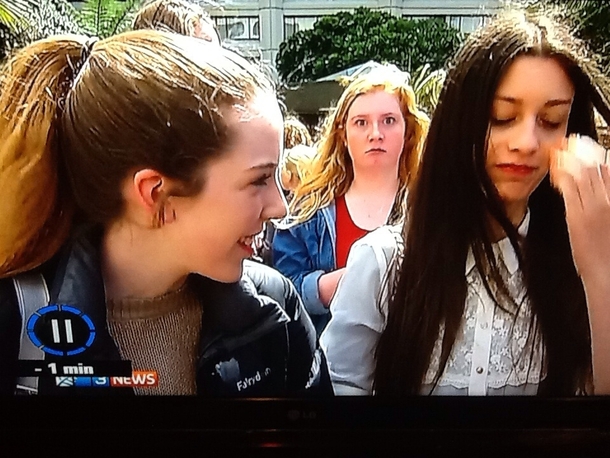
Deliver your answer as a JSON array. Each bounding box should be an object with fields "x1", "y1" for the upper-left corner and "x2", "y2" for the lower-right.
[{"x1": 286, "y1": 67, "x2": 429, "y2": 226}]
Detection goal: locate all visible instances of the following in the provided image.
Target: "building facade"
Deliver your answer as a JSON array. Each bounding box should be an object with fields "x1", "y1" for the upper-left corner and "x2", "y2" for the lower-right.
[{"x1": 207, "y1": 0, "x2": 502, "y2": 68}]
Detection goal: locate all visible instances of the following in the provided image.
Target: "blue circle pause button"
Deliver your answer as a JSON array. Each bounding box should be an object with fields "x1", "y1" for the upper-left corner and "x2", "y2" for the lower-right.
[{"x1": 27, "y1": 304, "x2": 96, "y2": 356}]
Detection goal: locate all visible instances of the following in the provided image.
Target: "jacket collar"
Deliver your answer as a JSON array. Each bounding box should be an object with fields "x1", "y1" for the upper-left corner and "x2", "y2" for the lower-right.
[
  {"x1": 50, "y1": 226, "x2": 288, "y2": 355},
  {"x1": 43, "y1": 227, "x2": 123, "y2": 364},
  {"x1": 191, "y1": 273, "x2": 289, "y2": 338},
  {"x1": 465, "y1": 209, "x2": 530, "y2": 277}
]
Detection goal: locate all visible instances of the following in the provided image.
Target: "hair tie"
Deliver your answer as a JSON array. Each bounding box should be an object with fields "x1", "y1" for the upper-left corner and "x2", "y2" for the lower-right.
[
  {"x1": 72, "y1": 36, "x2": 99, "y2": 85},
  {"x1": 58, "y1": 36, "x2": 100, "y2": 121}
]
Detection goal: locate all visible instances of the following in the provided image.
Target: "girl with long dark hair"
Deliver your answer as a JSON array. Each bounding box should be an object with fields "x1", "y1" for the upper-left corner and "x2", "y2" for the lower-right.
[{"x1": 321, "y1": 10, "x2": 610, "y2": 396}]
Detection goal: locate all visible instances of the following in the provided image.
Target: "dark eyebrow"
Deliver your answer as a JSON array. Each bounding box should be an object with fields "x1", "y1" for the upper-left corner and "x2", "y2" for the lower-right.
[
  {"x1": 248, "y1": 162, "x2": 277, "y2": 171},
  {"x1": 495, "y1": 96, "x2": 572, "y2": 107},
  {"x1": 495, "y1": 96, "x2": 519, "y2": 104},
  {"x1": 545, "y1": 99, "x2": 573, "y2": 107}
]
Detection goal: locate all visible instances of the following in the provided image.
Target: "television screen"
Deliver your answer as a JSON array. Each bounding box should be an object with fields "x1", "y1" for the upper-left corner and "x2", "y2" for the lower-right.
[{"x1": 2, "y1": 1, "x2": 610, "y2": 455}]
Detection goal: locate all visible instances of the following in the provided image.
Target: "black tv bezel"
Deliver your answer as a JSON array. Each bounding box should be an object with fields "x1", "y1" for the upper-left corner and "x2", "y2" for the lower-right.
[{"x1": 4, "y1": 396, "x2": 610, "y2": 453}]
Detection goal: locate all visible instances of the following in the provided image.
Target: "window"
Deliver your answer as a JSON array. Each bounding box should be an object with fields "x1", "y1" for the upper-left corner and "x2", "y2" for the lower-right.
[
  {"x1": 403, "y1": 14, "x2": 491, "y2": 34},
  {"x1": 213, "y1": 16, "x2": 260, "y2": 41},
  {"x1": 403, "y1": 15, "x2": 447, "y2": 23},
  {"x1": 447, "y1": 15, "x2": 490, "y2": 33},
  {"x1": 283, "y1": 16, "x2": 320, "y2": 40}
]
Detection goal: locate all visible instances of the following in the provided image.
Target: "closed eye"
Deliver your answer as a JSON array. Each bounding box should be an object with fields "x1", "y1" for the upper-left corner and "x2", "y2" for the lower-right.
[
  {"x1": 252, "y1": 173, "x2": 272, "y2": 187},
  {"x1": 539, "y1": 119, "x2": 562, "y2": 129},
  {"x1": 490, "y1": 117, "x2": 515, "y2": 126}
]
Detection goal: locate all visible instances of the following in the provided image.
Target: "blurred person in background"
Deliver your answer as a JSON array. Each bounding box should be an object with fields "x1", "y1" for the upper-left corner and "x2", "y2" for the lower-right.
[{"x1": 133, "y1": 0, "x2": 221, "y2": 44}]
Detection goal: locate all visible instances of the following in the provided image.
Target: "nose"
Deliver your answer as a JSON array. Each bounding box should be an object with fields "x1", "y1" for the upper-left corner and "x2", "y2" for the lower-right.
[
  {"x1": 510, "y1": 118, "x2": 539, "y2": 154},
  {"x1": 263, "y1": 174, "x2": 288, "y2": 221},
  {"x1": 368, "y1": 121, "x2": 383, "y2": 141}
]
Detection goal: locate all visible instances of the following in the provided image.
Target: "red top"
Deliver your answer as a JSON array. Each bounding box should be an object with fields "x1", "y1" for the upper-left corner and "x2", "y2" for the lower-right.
[{"x1": 335, "y1": 194, "x2": 369, "y2": 269}]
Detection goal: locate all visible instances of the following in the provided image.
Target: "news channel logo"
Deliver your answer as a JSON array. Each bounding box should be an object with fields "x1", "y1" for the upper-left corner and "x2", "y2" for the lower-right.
[
  {"x1": 55, "y1": 372, "x2": 158, "y2": 388},
  {"x1": 55, "y1": 376, "x2": 110, "y2": 387}
]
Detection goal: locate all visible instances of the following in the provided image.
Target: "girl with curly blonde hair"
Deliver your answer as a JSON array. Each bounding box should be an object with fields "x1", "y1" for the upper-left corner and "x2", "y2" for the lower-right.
[{"x1": 273, "y1": 67, "x2": 429, "y2": 335}]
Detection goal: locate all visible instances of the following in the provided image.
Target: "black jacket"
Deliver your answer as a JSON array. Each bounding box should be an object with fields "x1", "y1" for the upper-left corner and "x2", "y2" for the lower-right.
[{"x1": 0, "y1": 228, "x2": 332, "y2": 396}]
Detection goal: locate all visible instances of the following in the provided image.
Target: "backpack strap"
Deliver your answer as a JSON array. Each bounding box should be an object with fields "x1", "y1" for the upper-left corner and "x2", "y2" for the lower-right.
[{"x1": 12, "y1": 272, "x2": 49, "y2": 394}]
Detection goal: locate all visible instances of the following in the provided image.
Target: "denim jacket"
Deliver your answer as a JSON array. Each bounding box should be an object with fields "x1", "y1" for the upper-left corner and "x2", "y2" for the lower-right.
[{"x1": 272, "y1": 202, "x2": 336, "y2": 335}]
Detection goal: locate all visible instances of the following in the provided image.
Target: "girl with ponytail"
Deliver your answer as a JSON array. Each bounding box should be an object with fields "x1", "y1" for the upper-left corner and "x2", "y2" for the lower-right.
[{"x1": 0, "y1": 31, "x2": 329, "y2": 396}]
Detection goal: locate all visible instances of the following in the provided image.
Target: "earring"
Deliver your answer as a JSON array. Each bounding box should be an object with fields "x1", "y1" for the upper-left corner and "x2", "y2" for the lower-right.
[
  {"x1": 152, "y1": 205, "x2": 165, "y2": 228},
  {"x1": 165, "y1": 205, "x2": 177, "y2": 224},
  {"x1": 152, "y1": 202, "x2": 177, "y2": 228}
]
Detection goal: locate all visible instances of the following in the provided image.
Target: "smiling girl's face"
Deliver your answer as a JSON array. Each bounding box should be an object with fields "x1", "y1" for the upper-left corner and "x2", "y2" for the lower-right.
[
  {"x1": 166, "y1": 92, "x2": 287, "y2": 282},
  {"x1": 486, "y1": 55, "x2": 575, "y2": 223}
]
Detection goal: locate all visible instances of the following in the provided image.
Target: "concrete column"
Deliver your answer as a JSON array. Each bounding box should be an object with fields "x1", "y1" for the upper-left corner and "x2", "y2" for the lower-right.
[
  {"x1": 258, "y1": 0, "x2": 283, "y2": 67},
  {"x1": 378, "y1": 0, "x2": 401, "y2": 17}
]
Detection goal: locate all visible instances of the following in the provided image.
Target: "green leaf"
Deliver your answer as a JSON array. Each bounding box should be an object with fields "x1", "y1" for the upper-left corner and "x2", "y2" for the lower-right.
[
  {"x1": 0, "y1": 1, "x2": 29, "y2": 32},
  {"x1": 78, "y1": 0, "x2": 144, "y2": 39}
]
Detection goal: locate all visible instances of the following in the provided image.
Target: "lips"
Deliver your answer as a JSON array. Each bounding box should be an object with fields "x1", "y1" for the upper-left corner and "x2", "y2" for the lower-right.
[
  {"x1": 365, "y1": 148, "x2": 387, "y2": 154},
  {"x1": 237, "y1": 235, "x2": 256, "y2": 256},
  {"x1": 496, "y1": 164, "x2": 537, "y2": 176}
]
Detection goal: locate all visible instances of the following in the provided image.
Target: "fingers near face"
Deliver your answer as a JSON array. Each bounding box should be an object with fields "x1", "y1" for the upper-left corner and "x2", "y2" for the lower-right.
[
  {"x1": 601, "y1": 164, "x2": 610, "y2": 197},
  {"x1": 567, "y1": 134, "x2": 607, "y2": 167},
  {"x1": 551, "y1": 135, "x2": 610, "y2": 206}
]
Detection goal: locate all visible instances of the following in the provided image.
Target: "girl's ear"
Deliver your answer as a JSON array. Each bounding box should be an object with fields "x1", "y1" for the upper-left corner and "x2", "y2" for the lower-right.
[
  {"x1": 128, "y1": 169, "x2": 177, "y2": 227},
  {"x1": 132, "y1": 169, "x2": 166, "y2": 212},
  {"x1": 288, "y1": 171, "x2": 300, "y2": 190}
]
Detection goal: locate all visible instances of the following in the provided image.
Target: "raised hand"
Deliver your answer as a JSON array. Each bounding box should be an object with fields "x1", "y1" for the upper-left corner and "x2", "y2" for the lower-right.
[
  {"x1": 549, "y1": 134, "x2": 610, "y2": 283},
  {"x1": 549, "y1": 134, "x2": 610, "y2": 394}
]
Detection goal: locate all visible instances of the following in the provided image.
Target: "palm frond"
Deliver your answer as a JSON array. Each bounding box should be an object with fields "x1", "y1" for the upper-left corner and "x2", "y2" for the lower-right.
[
  {"x1": 78, "y1": 0, "x2": 144, "y2": 38},
  {"x1": 0, "y1": 3, "x2": 21, "y2": 32},
  {"x1": 0, "y1": 0, "x2": 32, "y2": 33},
  {"x1": 411, "y1": 64, "x2": 446, "y2": 117}
]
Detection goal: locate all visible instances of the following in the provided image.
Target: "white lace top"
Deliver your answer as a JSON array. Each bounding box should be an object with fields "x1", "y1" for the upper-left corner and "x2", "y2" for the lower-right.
[{"x1": 320, "y1": 211, "x2": 547, "y2": 396}]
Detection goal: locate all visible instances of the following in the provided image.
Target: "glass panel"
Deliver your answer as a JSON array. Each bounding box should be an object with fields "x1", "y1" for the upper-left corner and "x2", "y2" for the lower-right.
[
  {"x1": 251, "y1": 18, "x2": 260, "y2": 39},
  {"x1": 448, "y1": 16, "x2": 461, "y2": 30},
  {"x1": 444, "y1": 15, "x2": 491, "y2": 33},
  {"x1": 296, "y1": 16, "x2": 318, "y2": 30},
  {"x1": 460, "y1": 16, "x2": 485, "y2": 33},
  {"x1": 213, "y1": 17, "x2": 228, "y2": 41},
  {"x1": 212, "y1": 16, "x2": 259, "y2": 41},
  {"x1": 284, "y1": 16, "x2": 319, "y2": 40},
  {"x1": 284, "y1": 17, "x2": 297, "y2": 39}
]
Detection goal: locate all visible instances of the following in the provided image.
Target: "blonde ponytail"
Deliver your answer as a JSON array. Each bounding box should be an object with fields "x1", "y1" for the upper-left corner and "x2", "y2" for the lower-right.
[{"x1": 0, "y1": 35, "x2": 87, "y2": 277}]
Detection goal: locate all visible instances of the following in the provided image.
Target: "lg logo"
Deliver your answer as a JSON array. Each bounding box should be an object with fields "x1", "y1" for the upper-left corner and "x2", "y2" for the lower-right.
[{"x1": 287, "y1": 409, "x2": 317, "y2": 421}]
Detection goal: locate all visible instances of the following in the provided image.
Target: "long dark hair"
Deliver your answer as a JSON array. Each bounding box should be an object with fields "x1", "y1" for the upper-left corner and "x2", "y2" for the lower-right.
[{"x1": 374, "y1": 10, "x2": 610, "y2": 396}]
